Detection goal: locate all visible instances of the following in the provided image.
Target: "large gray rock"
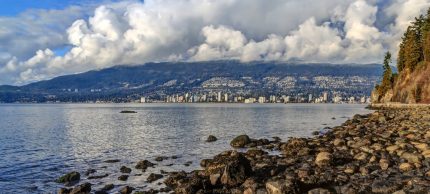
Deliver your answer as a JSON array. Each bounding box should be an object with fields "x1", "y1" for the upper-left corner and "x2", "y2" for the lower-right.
[{"x1": 230, "y1": 135, "x2": 251, "y2": 148}]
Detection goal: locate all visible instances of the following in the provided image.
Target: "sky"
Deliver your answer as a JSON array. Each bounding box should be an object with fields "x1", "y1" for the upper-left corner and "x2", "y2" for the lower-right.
[{"x1": 0, "y1": 0, "x2": 429, "y2": 85}]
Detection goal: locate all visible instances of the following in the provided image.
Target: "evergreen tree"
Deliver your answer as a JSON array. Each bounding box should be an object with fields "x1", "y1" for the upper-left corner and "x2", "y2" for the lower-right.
[
  {"x1": 403, "y1": 26, "x2": 422, "y2": 71},
  {"x1": 378, "y1": 52, "x2": 393, "y2": 97}
]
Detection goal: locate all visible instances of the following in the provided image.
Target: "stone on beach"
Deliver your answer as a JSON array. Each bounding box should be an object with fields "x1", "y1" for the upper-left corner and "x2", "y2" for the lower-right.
[
  {"x1": 206, "y1": 135, "x2": 218, "y2": 142},
  {"x1": 56, "y1": 171, "x2": 80, "y2": 184},
  {"x1": 135, "y1": 160, "x2": 155, "y2": 170},
  {"x1": 230, "y1": 135, "x2": 251, "y2": 148}
]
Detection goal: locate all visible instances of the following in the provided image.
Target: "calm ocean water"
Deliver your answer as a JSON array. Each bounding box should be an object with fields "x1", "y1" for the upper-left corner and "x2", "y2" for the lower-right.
[{"x1": 0, "y1": 103, "x2": 372, "y2": 193}]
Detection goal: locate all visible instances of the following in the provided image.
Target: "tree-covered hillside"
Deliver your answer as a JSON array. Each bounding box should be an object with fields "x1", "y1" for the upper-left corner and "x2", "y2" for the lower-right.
[{"x1": 373, "y1": 9, "x2": 430, "y2": 103}]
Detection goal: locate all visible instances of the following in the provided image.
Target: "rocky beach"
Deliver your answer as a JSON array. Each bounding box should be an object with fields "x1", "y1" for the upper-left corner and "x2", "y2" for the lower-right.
[{"x1": 57, "y1": 106, "x2": 430, "y2": 194}]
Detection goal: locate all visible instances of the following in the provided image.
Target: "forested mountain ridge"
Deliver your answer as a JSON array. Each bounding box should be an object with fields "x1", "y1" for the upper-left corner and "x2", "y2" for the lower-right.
[{"x1": 373, "y1": 9, "x2": 430, "y2": 103}]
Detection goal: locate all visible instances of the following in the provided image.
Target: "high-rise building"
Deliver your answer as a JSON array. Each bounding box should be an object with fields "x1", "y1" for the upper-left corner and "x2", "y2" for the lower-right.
[
  {"x1": 308, "y1": 94, "x2": 313, "y2": 103},
  {"x1": 140, "y1": 97, "x2": 146, "y2": 103},
  {"x1": 217, "y1": 92, "x2": 222, "y2": 102},
  {"x1": 258, "y1": 96, "x2": 266, "y2": 103},
  {"x1": 224, "y1": 93, "x2": 229, "y2": 102},
  {"x1": 323, "y1": 92, "x2": 328, "y2": 102}
]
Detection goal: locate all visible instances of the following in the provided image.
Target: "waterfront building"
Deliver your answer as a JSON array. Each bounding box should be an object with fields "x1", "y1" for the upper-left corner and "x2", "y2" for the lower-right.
[
  {"x1": 323, "y1": 92, "x2": 328, "y2": 102},
  {"x1": 140, "y1": 97, "x2": 146, "y2": 103},
  {"x1": 258, "y1": 96, "x2": 266, "y2": 103},
  {"x1": 217, "y1": 92, "x2": 222, "y2": 102}
]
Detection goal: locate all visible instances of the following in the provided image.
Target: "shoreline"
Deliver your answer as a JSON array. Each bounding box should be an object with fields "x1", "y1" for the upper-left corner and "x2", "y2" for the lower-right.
[
  {"x1": 56, "y1": 106, "x2": 430, "y2": 194},
  {"x1": 163, "y1": 106, "x2": 430, "y2": 194}
]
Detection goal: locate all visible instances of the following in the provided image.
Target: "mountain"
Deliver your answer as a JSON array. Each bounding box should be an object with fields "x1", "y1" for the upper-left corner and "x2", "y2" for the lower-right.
[
  {"x1": 372, "y1": 9, "x2": 430, "y2": 104},
  {"x1": 0, "y1": 61, "x2": 382, "y2": 103}
]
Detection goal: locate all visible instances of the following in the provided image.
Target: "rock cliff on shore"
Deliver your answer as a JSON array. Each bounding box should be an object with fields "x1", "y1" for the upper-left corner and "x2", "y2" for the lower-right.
[{"x1": 373, "y1": 9, "x2": 430, "y2": 104}]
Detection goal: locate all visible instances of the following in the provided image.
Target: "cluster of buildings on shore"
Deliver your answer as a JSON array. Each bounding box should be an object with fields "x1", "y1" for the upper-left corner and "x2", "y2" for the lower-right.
[{"x1": 140, "y1": 91, "x2": 371, "y2": 104}]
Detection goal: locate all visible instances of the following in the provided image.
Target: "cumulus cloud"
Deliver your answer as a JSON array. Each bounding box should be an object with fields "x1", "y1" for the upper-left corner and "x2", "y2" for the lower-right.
[{"x1": 1, "y1": 0, "x2": 430, "y2": 85}]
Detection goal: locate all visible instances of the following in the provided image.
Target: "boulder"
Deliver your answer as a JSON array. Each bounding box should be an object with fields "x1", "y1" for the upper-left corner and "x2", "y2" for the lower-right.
[
  {"x1": 230, "y1": 135, "x2": 251, "y2": 148},
  {"x1": 266, "y1": 180, "x2": 286, "y2": 194},
  {"x1": 307, "y1": 188, "x2": 332, "y2": 194},
  {"x1": 379, "y1": 159, "x2": 390, "y2": 170},
  {"x1": 206, "y1": 152, "x2": 252, "y2": 186},
  {"x1": 210, "y1": 174, "x2": 220, "y2": 185},
  {"x1": 58, "y1": 188, "x2": 71, "y2": 194},
  {"x1": 155, "y1": 156, "x2": 168, "y2": 162},
  {"x1": 371, "y1": 180, "x2": 399, "y2": 193},
  {"x1": 57, "y1": 171, "x2": 80, "y2": 184},
  {"x1": 119, "y1": 186, "x2": 134, "y2": 194},
  {"x1": 70, "y1": 183, "x2": 91, "y2": 194},
  {"x1": 120, "y1": 166, "x2": 132, "y2": 173},
  {"x1": 135, "y1": 160, "x2": 155, "y2": 170},
  {"x1": 315, "y1": 152, "x2": 332, "y2": 167},
  {"x1": 118, "y1": 175, "x2": 129, "y2": 181},
  {"x1": 399, "y1": 163, "x2": 413, "y2": 172},
  {"x1": 147, "y1": 173, "x2": 163, "y2": 183},
  {"x1": 104, "y1": 159, "x2": 120, "y2": 163},
  {"x1": 400, "y1": 152, "x2": 422, "y2": 164},
  {"x1": 206, "y1": 135, "x2": 218, "y2": 142}
]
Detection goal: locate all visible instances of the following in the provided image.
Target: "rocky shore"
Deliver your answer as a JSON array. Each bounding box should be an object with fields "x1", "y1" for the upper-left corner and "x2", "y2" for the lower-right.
[{"x1": 57, "y1": 107, "x2": 430, "y2": 194}]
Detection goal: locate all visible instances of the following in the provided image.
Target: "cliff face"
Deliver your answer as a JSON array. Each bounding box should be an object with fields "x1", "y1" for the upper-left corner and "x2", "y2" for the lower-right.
[
  {"x1": 372, "y1": 9, "x2": 430, "y2": 104},
  {"x1": 374, "y1": 63, "x2": 430, "y2": 103}
]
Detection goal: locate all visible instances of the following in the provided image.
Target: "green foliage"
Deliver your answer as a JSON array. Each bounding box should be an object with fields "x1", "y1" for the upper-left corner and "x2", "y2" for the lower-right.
[
  {"x1": 397, "y1": 9, "x2": 430, "y2": 72},
  {"x1": 377, "y1": 52, "x2": 394, "y2": 97}
]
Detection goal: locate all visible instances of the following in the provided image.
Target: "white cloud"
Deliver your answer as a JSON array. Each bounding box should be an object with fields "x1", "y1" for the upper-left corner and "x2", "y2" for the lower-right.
[{"x1": 1, "y1": 0, "x2": 430, "y2": 85}]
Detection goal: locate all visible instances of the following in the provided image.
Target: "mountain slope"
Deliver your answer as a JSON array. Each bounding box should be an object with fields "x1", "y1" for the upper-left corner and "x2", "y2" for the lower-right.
[{"x1": 0, "y1": 61, "x2": 382, "y2": 102}]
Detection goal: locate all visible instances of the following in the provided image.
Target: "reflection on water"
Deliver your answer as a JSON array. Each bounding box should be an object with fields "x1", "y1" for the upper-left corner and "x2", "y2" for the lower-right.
[{"x1": 0, "y1": 103, "x2": 371, "y2": 193}]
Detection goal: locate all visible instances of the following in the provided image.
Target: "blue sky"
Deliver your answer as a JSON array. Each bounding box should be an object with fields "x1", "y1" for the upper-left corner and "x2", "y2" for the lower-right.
[
  {"x1": 0, "y1": 0, "x2": 132, "y2": 16},
  {"x1": 0, "y1": 0, "x2": 79, "y2": 16}
]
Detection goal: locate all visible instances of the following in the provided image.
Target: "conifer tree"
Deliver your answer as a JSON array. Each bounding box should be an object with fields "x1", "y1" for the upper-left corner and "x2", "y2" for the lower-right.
[{"x1": 378, "y1": 52, "x2": 393, "y2": 97}]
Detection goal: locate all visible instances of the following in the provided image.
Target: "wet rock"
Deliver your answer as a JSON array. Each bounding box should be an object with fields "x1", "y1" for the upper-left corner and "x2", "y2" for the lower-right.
[
  {"x1": 58, "y1": 188, "x2": 71, "y2": 194},
  {"x1": 307, "y1": 188, "x2": 332, "y2": 194},
  {"x1": 200, "y1": 159, "x2": 212, "y2": 168},
  {"x1": 147, "y1": 173, "x2": 163, "y2": 183},
  {"x1": 135, "y1": 160, "x2": 155, "y2": 170},
  {"x1": 230, "y1": 135, "x2": 251, "y2": 148},
  {"x1": 184, "y1": 161, "x2": 193, "y2": 166},
  {"x1": 57, "y1": 171, "x2": 80, "y2": 184},
  {"x1": 94, "y1": 184, "x2": 114, "y2": 194},
  {"x1": 88, "y1": 174, "x2": 108, "y2": 179},
  {"x1": 371, "y1": 180, "x2": 399, "y2": 193},
  {"x1": 70, "y1": 183, "x2": 91, "y2": 194},
  {"x1": 205, "y1": 151, "x2": 252, "y2": 186},
  {"x1": 120, "y1": 166, "x2": 132, "y2": 173},
  {"x1": 119, "y1": 186, "x2": 134, "y2": 194},
  {"x1": 272, "y1": 137, "x2": 281, "y2": 142},
  {"x1": 84, "y1": 169, "x2": 96, "y2": 176},
  {"x1": 120, "y1": 110, "x2": 137, "y2": 114},
  {"x1": 118, "y1": 175, "x2": 129, "y2": 181},
  {"x1": 315, "y1": 152, "x2": 332, "y2": 167},
  {"x1": 154, "y1": 156, "x2": 168, "y2": 162},
  {"x1": 100, "y1": 184, "x2": 114, "y2": 191},
  {"x1": 265, "y1": 180, "x2": 287, "y2": 194},
  {"x1": 104, "y1": 159, "x2": 120, "y2": 163},
  {"x1": 206, "y1": 135, "x2": 218, "y2": 142}
]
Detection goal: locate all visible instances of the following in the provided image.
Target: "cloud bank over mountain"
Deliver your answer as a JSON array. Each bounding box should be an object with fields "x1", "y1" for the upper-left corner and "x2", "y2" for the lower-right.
[{"x1": 0, "y1": 0, "x2": 429, "y2": 85}]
